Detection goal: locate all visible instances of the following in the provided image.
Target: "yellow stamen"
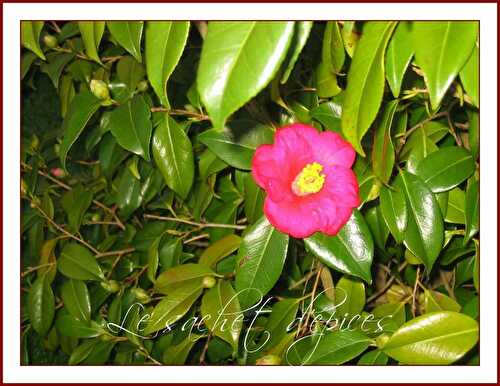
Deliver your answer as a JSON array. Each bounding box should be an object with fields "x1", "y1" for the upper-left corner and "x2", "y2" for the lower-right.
[{"x1": 292, "y1": 162, "x2": 326, "y2": 196}]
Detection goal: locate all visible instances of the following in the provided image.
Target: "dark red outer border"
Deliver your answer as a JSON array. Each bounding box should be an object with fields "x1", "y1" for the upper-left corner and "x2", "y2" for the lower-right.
[{"x1": 3, "y1": 2, "x2": 499, "y2": 385}]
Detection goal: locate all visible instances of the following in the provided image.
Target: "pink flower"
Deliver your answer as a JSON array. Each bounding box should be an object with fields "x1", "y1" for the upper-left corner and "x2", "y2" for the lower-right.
[{"x1": 252, "y1": 124, "x2": 360, "y2": 238}]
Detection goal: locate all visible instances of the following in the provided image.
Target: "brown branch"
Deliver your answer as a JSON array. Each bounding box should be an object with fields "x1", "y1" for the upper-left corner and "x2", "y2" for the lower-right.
[
  {"x1": 144, "y1": 214, "x2": 246, "y2": 230},
  {"x1": 95, "y1": 247, "x2": 135, "y2": 259}
]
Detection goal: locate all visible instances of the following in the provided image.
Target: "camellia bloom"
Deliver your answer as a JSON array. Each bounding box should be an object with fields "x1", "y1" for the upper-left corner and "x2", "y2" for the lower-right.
[{"x1": 252, "y1": 124, "x2": 360, "y2": 238}]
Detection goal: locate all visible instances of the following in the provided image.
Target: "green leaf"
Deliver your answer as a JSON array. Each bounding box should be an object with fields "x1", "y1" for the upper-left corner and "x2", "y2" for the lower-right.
[
  {"x1": 107, "y1": 22, "x2": 143, "y2": 62},
  {"x1": 372, "y1": 100, "x2": 398, "y2": 183},
  {"x1": 385, "y1": 22, "x2": 414, "y2": 98},
  {"x1": 40, "y1": 52, "x2": 75, "y2": 89},
  {"x1": 198, "y1": 122, "x2": 274, "y2": 170},
  {"x1": 358, "y1": 349, "x2": 389, "y2": 365},
  {"x1": 152, "y1": 114, "x2": 194, "y2": 199},
  {"x1": 305, "y1": 210, "x2": 374, "y2": 283},
  {"x1": 341, "y1": 21, "x2": 397, "y2": 156},
  {"x1": 201, "y1": 280, "x2": 242, "y2": 350},
  {"x1": 116, "y1": 56, "x2": 146, "y2": 91},
  {"x1": 413, "y1": 21, "x2": 477, "y2": 110},
  {"x1": 423, "y1": 289, "x2": 461, "y2": 313},
  {"x1": 335, "y1": 276, "x2": 365, "y2": 316},
  {"x1": 311, "y1": 100, "x2": 342, "y2": 133},
  {"x1": 243, "y1": 175, "x2": 265, "y2": 223},
  {"x1": 155, "y1": 263, "x2": 216, "y2": 294},
  {"x1": 59, "y1": 91, "x2": 101, "y2": 170},
  {"x1": 162, "y1": 334, "x2": 204, "y2": 365},
  {"x1": 364, "y1": 206, "x2": 389, "y2": 250},
  {"x1": 60, "y1": 279, "x2": 91, "y2": 322},
  {"x1": 21, "y1": 21, "x2": 45, "y2": 60},
  {"x1": 21, "y1": 52, "x2": 38, "y2": 80},
  {"x1": 460, "y1": 42, "x2": 479, "y2": 107},
  {"x1": 145, "y1": 21, "x2": 190, "y2": 107},
  {"x1": 116, "y1": 166, "x2": 142, "y2": 220},
  {"x1": 145, "y1": 279, "x2": 203, "y2": 335},
  {"x1": 467, "y1": 109, "x2": 479, "y2": 161},
  {"x1": 322, "y1": 21, "x2": 345, "y2": 73},
  {"x1": 416, "y1": 147, "x2": 475, "y2": 193},
  {"x1": 235, "y1": 217, "x2": 289, "y2": 310},
  {"x1": 281, "y1": 21, "x2": 313, "y2": 83},
  {"x1": 398, "y1": 171, "x2": 444, "y2": 271},
  {"x1": 56, "y1": 311, "x2": 103, "y2": 338},
  {"x1": 108, "y1": 95, "x2": 152, "y2": 161},
  {"x1": 78, "y1": 22, "x2": 105, "y2": 63},
  {"x1": 379, "y1": 184, "x2": 407, "y2": 244},
  {"x1": 199, "y1": 234, "x2": 242, "y2": 269},
  {"x1": 61, "y1": 185, "x2": 93, "y2": 232},
  {"x1": 58, "y1": 243, "x2": 105, "y2": 281},
  {"x1": 202, "y1": 124, "x2": 273, "y2": 170},
  {"x1": 29, "y1": 275, "x2": 55, "y2": 336},
  {"x1": 197, "y1": 21, "x2": 294, "y2": 129},
  {"x1": 464, "y1": 177, "x2": 479, "y2": 243},
  {"x1": 290, "y1": 330, "x2": 372, "y2": 365},
  {"x1": 68, "y1": 339, "x2": 99, "y2": 365},
  {"x1": 382, "y1": 311, "x2": 478, "y2": 364},
  {"x1": 260, "y1": 298, "x2": 300, "y2": 350},
  {"x1": 59, "y1": 74, "x2": 76, "y2": 118},
  {"x1": 445, "y1": 188, "x2": 466, "y2": 224}
]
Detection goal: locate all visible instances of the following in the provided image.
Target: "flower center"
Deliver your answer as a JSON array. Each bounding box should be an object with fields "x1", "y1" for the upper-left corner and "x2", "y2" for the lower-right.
[{"x1": 292, "y1": 162, "x2": 326, "y2": 196}]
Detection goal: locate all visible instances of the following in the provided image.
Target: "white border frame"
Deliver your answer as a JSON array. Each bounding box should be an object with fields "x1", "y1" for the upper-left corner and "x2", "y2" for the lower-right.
[{"x1": 4, "y1": 3, "x2": 498, "y2": 384}]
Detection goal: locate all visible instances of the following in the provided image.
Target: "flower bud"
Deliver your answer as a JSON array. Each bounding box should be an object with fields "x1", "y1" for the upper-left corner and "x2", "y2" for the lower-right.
[
  {"x1": 91, "y1": 213, "x2": 101, "y2": 222},
  {"x1": 30, "y1": 134, "x2": 39, "y2": 151},
  {"x1": 90, "y1": 79, "x2": 110, "y2": 100},
  {"x1": 30, "y1": 196, "x2": 41, "y2": 208},
  {"x1": 101, "y1": 280, "x2": 120, "y2": 293},
  {"x1": 50, "y1": 167, "x2": 65, "y2": 178},
  {"x1": 137, "y1": 80, "x2": 149, "y2": 92},
  {"x1": 256, "y1": 354, "x2": 281, "y2": 365},
  {"x1": 131, "y1": 287, "x2": 150, "y2": 303},
  {"x1": 53, "y1": 143, "x2": 60, "y2": 155},
  {"x1": 202, "y1": 276, "x2": 217, "y2": 289},
  {"x1": 43, "y1": 34, "x2": 58, "y2": 49},
  {"x1": 21, "y1": 179, "x2": 28, "y2": 196}
]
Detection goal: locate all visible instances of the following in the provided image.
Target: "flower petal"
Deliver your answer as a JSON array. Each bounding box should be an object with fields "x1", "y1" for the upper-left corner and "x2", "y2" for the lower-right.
[
  {"x1": 322, "y1": 165, "x2": 361, "y2": 208},
  {"x1": 264, "y1": 197, "x2": 320, "y2": 238},
  {"x1": 316, "y1": 131, "x2": 356, "y2": 168}
]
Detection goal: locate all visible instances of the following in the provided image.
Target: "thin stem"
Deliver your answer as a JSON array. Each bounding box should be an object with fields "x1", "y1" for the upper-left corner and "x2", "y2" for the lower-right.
[
  {"x1": 21, "y1": 162, "x2": 126, "y2": 230},
  {"x1": 183, "y1": 233, "x2": 210, "y2": 245},
  {"x1": 144, "y1": 214, "x2": 246, "y2": 230},
  {"x1": 21, "y1": 263, "x2": 55, "y2": 278},
  {"x1": 367, "y1": 261, "x2": 408, "y2": 304},
  {"x1": 96, "y1": 247, "x2": 135, "y2": 259},
  {"x1": 33, "y1": 202, "x2": 100, "y2": 255}
]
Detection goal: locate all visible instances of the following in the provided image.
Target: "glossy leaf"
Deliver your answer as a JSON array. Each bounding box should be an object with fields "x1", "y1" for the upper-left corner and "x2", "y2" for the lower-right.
[
  {"x1": 40, "y1": 52, "x2": 75, "y2": 89},
  {"x1": 21, "y1": 21, "x2": 45, "y2": 60},
  {"x1": 460, "y1": 42, "x2": 479, "y2": 107},
  {"x1": 372, "y1": 100, "x2": 398, "y2": 183},
  {"x1": 58, "y1": 243, "x2": 105, "y2": 281},
  {"x1": 198, "y1": 21, "x2": 294, "y2": 129},
  {"x1": 145, "y1": 279, "x2": 203, "y2": 335},
  {"x1": 382, "y1": 311, "x2": 478, "y2": 364},
  {"x1": 235, "y1": 216, "x2": 289, "y2": 310},
  {"x1": 464, "y1": 177, "x2": 479, "y2": 243},
  {"x1": 385, "y1": 22, "x2": 413, "y2": 98},
  {"x1": 290, "y1": 330, "x2": 372, "y2": 365},
  {"x1": 423, "y1": 289, "x2": 461, "y2": 313},
  {"x1": 358, "y1": 349, "x2": 389, "y2": 365},
  {"x1": 281, "y1": 21, "x2": 313, "y2": 83},
  {"x1": 199, "y1": 234, "x2": 242, "y2": 268},
  {"x1": 60, "y1": 279, "x2": 91, "y2": 322},
  {"x1": 416, "y1": 147, "x2": 475, "y2": 193},
  {"x1": 29, "y1": 275, "x2": 55, "y2": 336},
  {"x1": 155, "y1": 263, "x2": 216, "y2": 294},
  {"x1": 116, "y1": 56, "x2": 146, "y2": 91},
  {"x1": 305, "y1": 210, "x2": 374, "y2": 283},
  {"x1": 145, "y1": 21, "x2": 190, "y2": 107},
  {"x1": 335, "y1": 276, "x2": 366, "y2": 316},
  {"x1": 152, "y1": 114, "x2": 194, "y2": 199},
  {"x1": 201, "y1": 280, "x2": 242, "y2": 350},
  {"x1": 56, "y1": 311, "x2": 103, "y2": 338},
  {"x1": 379, "y1": 184, "x2": 407, "y2": 244},
  {"x1": 59, "y1": 92, "x2": 101, "y2": 170},
  {"x1": 61, "y1": 185, "x2": 93, "y2": 232},
  {"x1": 107, "y1": 21, "x2": 143, "y2": 62},
  {"x1": 342, "y1": 21, "x2": 397, "y2": 155},
  {"x1": 163, "y1": 335, "x2": 203, "y2": 365},
  {"x1": 198, "y1": 122, "x2": 274, "y2": 170},
  {"x1": 445, "y1": 188, "x2": 466, "y2": 224},
  {"x1": 108, "y1": 95, "x2": 152, "y2": 161},
  {"x1": 413, "y1": 21, "x2": 477, "y2": 110},
  {"x1": 78, "y1": 22, "x2": 105, "y2": 63},
  {"x1": 399, "y1": 171, "x2": 443, "y2": 271}
]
